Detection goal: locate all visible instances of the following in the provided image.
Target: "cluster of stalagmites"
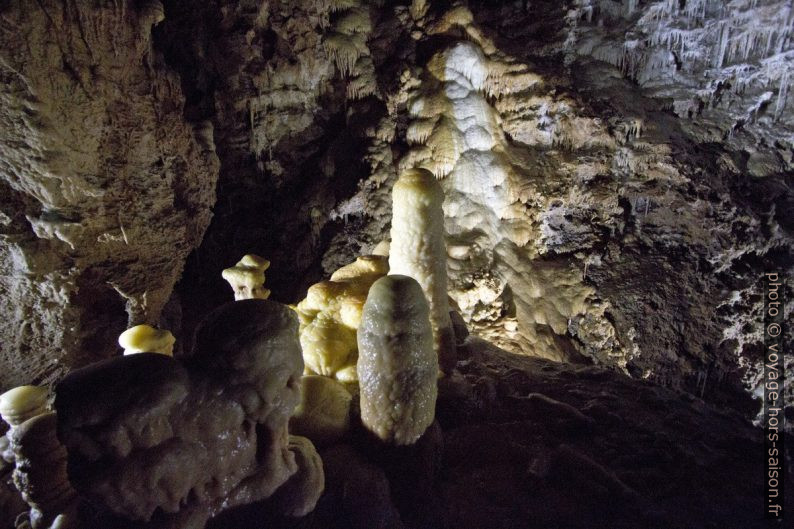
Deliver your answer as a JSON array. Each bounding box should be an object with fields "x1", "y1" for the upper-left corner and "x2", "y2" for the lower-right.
[
  {"x1": 0, "y1": 4, "x2": 495, "y2": 522},
  {"x1": 0, "y1": 163, "x2": 456, "y2": 528},
  {"x1": 25, "y1": 300, "x2": 323, "y2": 529}
]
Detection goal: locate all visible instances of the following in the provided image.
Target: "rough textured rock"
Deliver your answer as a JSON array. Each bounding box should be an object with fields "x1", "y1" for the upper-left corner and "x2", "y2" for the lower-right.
[
  {"x1": 158, "y1": 0, "x2": 346, "y2": 322},
  {"x1": 435, "y1": 337, "x2": 775, "y2": 529},
  {"x1": 7, "y1": 412, "x2": 78, "y2": 529},
  {"x1": 464, "y1": 0, "x2": 794, "y2": 412},
  {"x1": 149, "y1": 0, "x2": 789, "y2": 415},
  {"x1": 54, "y1": 300, "x2": 317, "y2": 528},
  {"x1": 0, "y1": 0, "x2": 219, "y2": 389},
  {"x1": 0, "y1": 435, "x2": 27, "y2": 529},
  {"x1": 0, "y1": 0, "x2": 791, "y2": 423},
  {"x1": 568, "y1": 0, "x2": 794, "y2": 150},
  {"x1": 314, "y1": 444, "x2": 404, "y2": 529},
  {"x1": 357, "y1": 275, "x2": 438, "y2": 445},
  {"x1": 356, "y1": 1, "x2": 790, "y2": 415}
]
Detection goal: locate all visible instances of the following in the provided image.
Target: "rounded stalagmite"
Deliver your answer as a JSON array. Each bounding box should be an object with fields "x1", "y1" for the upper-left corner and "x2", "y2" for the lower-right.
[
  {"x1": 0, "y1": 386, "x2": 48, "y2": 428},
  {"x1": 357, "y1": 275, "x2": 438, "y2": 446},
  {"x1": 118, "y1": 324, "x2": 175, "y2": 356}
]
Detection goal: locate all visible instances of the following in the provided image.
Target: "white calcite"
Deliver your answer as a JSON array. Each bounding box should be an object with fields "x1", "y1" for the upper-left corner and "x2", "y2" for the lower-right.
[
  {"x1": 357, "y1": 275, "x2": 438, "y2": 445},
  {"x1": 397, "y1": 28, "x2": 617, "y2": 364},
  {"x1": 388, "y1": 168, "x2": 457, "y2": 373},
  {"x1": 568, "y1": 0, "x2": 794, "y2": 147}
]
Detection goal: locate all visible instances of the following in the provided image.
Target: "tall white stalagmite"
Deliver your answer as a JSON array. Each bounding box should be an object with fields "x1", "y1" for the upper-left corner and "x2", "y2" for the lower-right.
[{"x1": 388, "y1": 168, "x2": 457, "y2": 373}]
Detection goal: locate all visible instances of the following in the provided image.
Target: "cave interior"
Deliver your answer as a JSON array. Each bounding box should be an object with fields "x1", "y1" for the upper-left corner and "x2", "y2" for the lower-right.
[{"x1": 0, "y1": 1, "x2": 792, "y2": 528}]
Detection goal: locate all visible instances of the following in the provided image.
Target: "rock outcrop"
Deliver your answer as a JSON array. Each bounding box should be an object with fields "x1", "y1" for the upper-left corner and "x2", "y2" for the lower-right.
[
  {"x1": 0, "y1": 0, "x2": 790, "y2": 420},
  {"x1": 0, "y1": 0, "x2": 219, "y2": 388}
]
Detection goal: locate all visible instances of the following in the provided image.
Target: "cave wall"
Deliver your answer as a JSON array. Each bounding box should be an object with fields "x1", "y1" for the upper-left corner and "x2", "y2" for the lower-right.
[
  {"x1": 0, "y1": 0, "x2": 791, "y2": 417},
  {"x1": 0, "y1": 0, "x2": 219, "y2": 387}
]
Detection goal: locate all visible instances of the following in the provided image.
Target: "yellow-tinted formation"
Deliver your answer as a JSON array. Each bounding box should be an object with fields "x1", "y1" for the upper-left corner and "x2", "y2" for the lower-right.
[
  {"x1": 389, "y1": 168, "x2": 456, "y2": 373},
  {"x1": 290, "y1": 375, "x2": 352, "y2": 445},
  {"x1": 295, "y1": 255, "x2": 388, "y2": 382},
  {"x1": 0, "y1": 385, "x2": 49, "y2": 427},
  {"x1": 118, "y1": 324, "x2": 175, "y2": 356},
  {"x1": 222, "y1": 254, "x2": 271, "y2": 301}
]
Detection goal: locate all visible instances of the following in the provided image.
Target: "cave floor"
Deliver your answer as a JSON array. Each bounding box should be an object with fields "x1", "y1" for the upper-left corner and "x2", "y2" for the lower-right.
[{"x1": 209, "y1": 337, "x2": 779, "y2": 529}]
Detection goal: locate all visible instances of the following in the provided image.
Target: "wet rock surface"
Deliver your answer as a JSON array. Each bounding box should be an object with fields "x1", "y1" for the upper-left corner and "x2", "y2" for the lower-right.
[{"x1": 54, "y1": 300, "x2": 316, "y2": 529}]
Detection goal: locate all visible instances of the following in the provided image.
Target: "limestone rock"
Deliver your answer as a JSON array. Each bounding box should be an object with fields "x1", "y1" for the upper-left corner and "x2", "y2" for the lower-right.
[
  {"x1": 290, "y1": 375, "x2": 352, "y2": 446},
  {"x1": 358, "y1": 275, "x2": 438, "y2": 446},
  {"x1": 0, "y1": 0, "x2": 219, "y2": 389},
  {"x1": 54, "y1": 300, "x2": 315, "y2": 527}
]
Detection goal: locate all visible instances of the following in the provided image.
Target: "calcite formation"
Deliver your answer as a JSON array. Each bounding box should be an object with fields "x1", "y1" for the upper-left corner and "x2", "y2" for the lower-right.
[
  {"x1": 0, "y1": 463, "x2": 27, "y2": 529},
  {"x1": 7, "y1": 413, "x2": 77, "y2": 529},
  {"x1": 272, "y1": 435, "x2": 325, "y2": 518},
  {"x1": 118, "y1": 324, "x2": 176, "y2": 356},
  {"x1": 388, "y1": 168, "x2": 457, "y2": 374},
  {"x1": 397, "y1": 27, "x2": 611, "y2": 366},
  {"x1": 290, "y1": 375, "x2": 352, "y2": 446},
  {"x1": 568, "y1": 0, "x2": 794, "y2": 149},
  {"x1": 324, "y1": 0, "x2": 377, "y2": 100},
  {"x1": 0, "y1": 0, "x2": 790, "y2": 445},
  {"x1": 0, "y1": 386, "x2": 76, "y2": 529},
  {"x1": 0, "y1": 385, "x2": 48, "y2": 475},
  {"x1": 357, "y1": 275, "x2": 438, "y2": 445},
  {"x1": 296, "y1": 1, "x2": 791, "y2": 411},
  {"x1": 0, "y1": 387, "x2": 48, "y2": 429},
  {"x1": 55, "y1": 300, "x2": 322, "y2": 527},
  {"x1": 0, "y1": 0, "x2": 219, "y2": 388},
  {"x1": 295, "y1": 255, "x2": 389, "y2": 382},
  {"x1": 222, "y1": 254, "x2": 271, "y2": 301}
]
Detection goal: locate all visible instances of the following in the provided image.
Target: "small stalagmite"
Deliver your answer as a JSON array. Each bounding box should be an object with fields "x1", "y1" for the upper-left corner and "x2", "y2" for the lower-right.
[
  {"x1": 118, "y1": 324, "x2": 175, "y2": 356},
  {"x1": 0, "y1": 386, "x2": 49, "y2": 428},
  {"x1": 222, "y1": 254, "x2": 271, "y2": 300}
]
